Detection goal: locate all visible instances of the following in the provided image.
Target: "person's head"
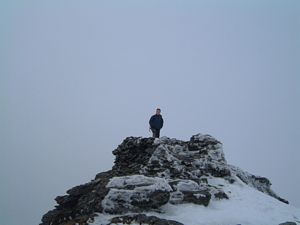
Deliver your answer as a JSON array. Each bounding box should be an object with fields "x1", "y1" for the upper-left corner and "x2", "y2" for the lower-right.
[{"x1": 156, "y1": 108, "x2": 161, "y2": 115}]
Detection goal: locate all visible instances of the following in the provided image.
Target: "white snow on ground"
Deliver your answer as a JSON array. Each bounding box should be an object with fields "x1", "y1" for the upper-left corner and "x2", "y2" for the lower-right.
[{"x1": 91, "y1": 177, "x2": 300, "y2": 225}]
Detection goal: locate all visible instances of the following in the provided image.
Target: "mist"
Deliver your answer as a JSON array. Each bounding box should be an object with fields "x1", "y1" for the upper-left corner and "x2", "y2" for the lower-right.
[{"x1": 1, "y1": 1, "x2": 299, "y2": 225}]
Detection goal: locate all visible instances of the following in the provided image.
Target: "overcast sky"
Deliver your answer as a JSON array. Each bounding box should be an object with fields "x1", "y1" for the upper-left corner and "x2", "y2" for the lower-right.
[{"x1": 1, "y1": 1, "x2": 300, "y2": 225}]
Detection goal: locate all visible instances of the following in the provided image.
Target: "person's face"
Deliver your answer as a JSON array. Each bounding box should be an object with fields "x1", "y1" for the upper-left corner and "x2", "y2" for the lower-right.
[{"x1": 156, "y1": 109, "x2": 161, "y2": 115}]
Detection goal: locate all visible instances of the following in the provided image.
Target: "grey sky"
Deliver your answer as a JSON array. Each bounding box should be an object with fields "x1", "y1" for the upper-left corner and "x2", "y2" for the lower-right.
[{"x1": 1, "y1": 1, "x2": 300, "y2": 225}]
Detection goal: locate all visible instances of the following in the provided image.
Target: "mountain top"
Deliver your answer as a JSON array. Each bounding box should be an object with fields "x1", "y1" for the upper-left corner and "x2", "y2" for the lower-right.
[{"x1": 40, "y1": 134, "x2": 299, "y2": 225}]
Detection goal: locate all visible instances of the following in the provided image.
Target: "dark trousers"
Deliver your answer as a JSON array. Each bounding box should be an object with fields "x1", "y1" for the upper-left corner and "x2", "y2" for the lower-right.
[{"x1": 151, "y1": 128, "x2": 160, "y2": 138}]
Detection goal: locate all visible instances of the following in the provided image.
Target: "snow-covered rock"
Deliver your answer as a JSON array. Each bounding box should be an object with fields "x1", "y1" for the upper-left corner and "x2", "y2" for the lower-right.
[
  {"x1": 102, "y1": 175, "x2": 172, "y2": 214},
  {"x1": 92, "y1": 179, "x2": 300, "y2": 225},
  {"x1": 40, "y1": 134, "x2": 299, "y2": 225}
]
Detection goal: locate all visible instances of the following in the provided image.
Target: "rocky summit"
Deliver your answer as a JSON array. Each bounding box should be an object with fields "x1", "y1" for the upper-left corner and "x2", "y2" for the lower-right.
[{"x1": 40, "y1": 134, "x2": 291, "y2": 225}]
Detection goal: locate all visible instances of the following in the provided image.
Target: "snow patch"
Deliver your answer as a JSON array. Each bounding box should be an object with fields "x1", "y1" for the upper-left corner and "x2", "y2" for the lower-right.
[{"x1": 93, "y1": 181, "x2": 300, "y2": 225}]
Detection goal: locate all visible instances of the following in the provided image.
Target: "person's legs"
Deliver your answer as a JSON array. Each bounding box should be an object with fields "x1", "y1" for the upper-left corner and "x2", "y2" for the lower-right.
[{"x1": 151, "y1": 128, "x2": 159, "y2": 138}]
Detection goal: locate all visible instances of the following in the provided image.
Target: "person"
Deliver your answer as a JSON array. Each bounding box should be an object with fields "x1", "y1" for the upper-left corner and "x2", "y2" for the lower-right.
[{"x1": 149, "y1": 108, "x2": 164, "y2": 138}]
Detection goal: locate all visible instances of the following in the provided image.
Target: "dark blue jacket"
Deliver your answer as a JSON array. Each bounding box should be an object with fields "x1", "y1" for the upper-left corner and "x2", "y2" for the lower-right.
[{"x1": 149, "y1": 114, "x2": 164, "y2": 130}]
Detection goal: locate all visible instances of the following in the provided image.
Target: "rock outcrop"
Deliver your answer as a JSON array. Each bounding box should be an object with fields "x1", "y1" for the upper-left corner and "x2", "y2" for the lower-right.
[{"x1": 40, "y1": 134, "x2": 289, "y2": 225}]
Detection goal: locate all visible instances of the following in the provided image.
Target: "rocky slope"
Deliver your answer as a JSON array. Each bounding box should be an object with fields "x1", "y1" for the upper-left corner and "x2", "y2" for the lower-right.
[{"x1": 40, "y1": 134, "x2": 295, "y2": 225}]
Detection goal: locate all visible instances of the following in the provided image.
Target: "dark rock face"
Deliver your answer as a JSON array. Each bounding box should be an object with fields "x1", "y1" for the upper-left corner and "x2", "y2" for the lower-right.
[
  {"x1": 40, "y1": 170, "x2": 114, "y2": 225},
  {"x1": 182, "y1": 190, "x2": 211, "y2": 206},
  {"x1": 132, "y1": 190, "x2": 170, "y2": 209},
  {"x1": 112, "y1": 137, "x2": 156, "y2": 175},
  {"x1": 40, "y1": 134, "x2": 289, "y2": 225},
  {"x1": 188, "y1": 134, "x2": 221, "y2": 151},
  {"x1": 214, "y1": 191, "x2": 229, "y2": 200}
]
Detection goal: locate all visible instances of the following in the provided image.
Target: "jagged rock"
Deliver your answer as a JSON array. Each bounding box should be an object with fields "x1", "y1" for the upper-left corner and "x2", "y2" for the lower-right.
[
  {"x1": 214, "y1": 190, "x2": 229, "y2": 200},
  {"x1": 230, "y1": 165, "x2": 289, "y2": 204},
  {"x1": 40, "y1": 134, "x2": 289, "y2": 225},
  {"x1": 40, "y1": 171, "x2": 114, "y2": 225},
  {"x1": 140, "y1": 135, "x2": 230, "y2": 180},
  {"x1": 182, "y1": 190, "x2": 211, "y2": 206},
  {"x1": 188, "y1": 134, "x2": 222, "y2": 152},
  {"x1": 112, "y1": 137, "x2": 156, "y2": 175}
]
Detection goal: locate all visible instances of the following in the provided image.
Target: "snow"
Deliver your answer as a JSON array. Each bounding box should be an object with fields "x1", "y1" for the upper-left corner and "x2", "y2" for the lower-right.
[
  {"x1": 106, "y1": 175, "x2": 171, "y2": 190},
  {"x1": 101, "y1": 188, "x2": 134, "y2": 212},
  {"x1": 92, "y1": 177, "x2": 300, "y2": 225},
  {"x1": 102, "y1": 175, "x2": 172, "y2": 213},
  {"x1": 152, "y1": 182, "x2": 300, "y2": 225},
  {"x1": 153, "y1": 136, "x2": 169, "y2": 145},
  {"x1": 150, "y1": 145, "x2": 180, "y2": 163},
  {"x1": 176, "y1": 180, "x2": 200, "y2": 192},
  {"x1": 90, "y1": 135, "x2": 300, "y2": 225}
]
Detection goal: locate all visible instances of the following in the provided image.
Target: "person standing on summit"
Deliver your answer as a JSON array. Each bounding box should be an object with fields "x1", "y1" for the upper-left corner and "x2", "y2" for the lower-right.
[{"x1": 149, "y1": 108, "x2": 164, "y2": 138}]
